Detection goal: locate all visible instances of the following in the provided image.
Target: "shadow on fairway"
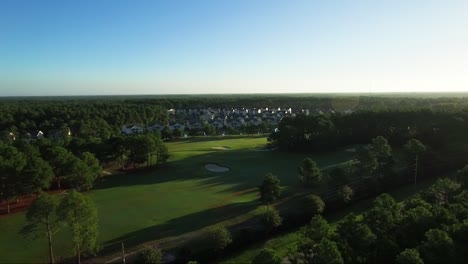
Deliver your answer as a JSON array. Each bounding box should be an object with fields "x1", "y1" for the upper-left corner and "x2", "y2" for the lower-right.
[
  {"x1": 95, "y1": 149, "x2": 273, "y2": 192},
  {"x1": 169, "y1": 135, "x2": 266, "y2": 144},
  {"x1": 101, "y1": 200, "x2": 260, "y2": 253},
  {"x1": 95, "y1": 146, "x2": 352, "y2": 195}
]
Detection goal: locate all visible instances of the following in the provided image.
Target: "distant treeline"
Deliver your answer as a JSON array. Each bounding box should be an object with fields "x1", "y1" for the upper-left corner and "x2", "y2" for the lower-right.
[
  {"x1": 2, "y1": 96, "x2": 468, "y2": 139},
  {"x1": 270, "y1": 109, "x2": 468, "y2": 174}
]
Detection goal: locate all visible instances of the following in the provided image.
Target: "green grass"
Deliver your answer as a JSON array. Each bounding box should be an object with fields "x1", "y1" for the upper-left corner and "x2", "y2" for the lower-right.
[
  {"x1": 221, "y1": 177, "x2": 438, "y2": 264},
  {"x1": 0, "y1": 136, "x2": 354, "y2": 263}
]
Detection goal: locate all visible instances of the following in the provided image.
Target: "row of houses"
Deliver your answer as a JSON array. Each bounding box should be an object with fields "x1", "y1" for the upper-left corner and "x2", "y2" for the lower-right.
[
  {"x1": 122, "y1": 107, "x2": 356, "y2": 135},
  {"x1": 5, "y1": 128, "x2": 72, "y2": 141}
]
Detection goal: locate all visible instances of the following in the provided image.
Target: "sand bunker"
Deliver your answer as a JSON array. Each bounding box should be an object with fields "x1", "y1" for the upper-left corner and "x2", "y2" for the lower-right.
[
  {"x1": 211, "y1": 146, "x2": 231, "y2": 150},
  {"x1": 205, "y1": 163, "x2": 230, "y2": 172}
]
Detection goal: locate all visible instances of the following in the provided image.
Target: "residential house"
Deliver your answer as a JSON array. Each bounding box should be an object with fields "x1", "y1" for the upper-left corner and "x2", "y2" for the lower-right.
[
  {"x1": 211, "y1": 119, "x2": 224, "y2": 129},
  {"x1": 121, "y1": 124, "x2": 144, "y2": 135},
  {"x1": 24, "y1": 130, "x2": 44, "y2": 141}
]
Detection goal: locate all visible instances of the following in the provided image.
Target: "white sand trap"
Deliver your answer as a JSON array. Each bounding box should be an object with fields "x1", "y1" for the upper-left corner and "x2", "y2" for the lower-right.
[
  {"x1": 211, "y1": 146, "x2": 231, "y2": 150},
  {"x1": 205, "y1": 163, "x2": 230, "y2": 172}
]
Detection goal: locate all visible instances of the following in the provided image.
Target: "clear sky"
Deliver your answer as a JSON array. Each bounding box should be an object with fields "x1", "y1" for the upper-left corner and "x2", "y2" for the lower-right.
[{"x1": 1, "y1": 0, "x2": 467, "y2": 96}]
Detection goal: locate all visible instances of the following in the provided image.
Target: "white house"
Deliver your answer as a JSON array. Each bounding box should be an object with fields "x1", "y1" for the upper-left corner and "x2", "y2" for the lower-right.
[
  {"x1": 24, "y1": 130, "x2": 44, "y2": 140},
  {"x1": 121, "y1": 124, "x2": 144, "y2": 135}
]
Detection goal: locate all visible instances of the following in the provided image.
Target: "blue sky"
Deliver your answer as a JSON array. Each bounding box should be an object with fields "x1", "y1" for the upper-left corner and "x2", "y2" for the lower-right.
[{"x1": 0, "y1": 0, "x2": 467, "y2": 96}]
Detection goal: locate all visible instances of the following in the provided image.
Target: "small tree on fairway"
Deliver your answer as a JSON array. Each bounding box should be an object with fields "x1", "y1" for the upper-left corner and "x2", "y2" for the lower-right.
[
  {"x1": 261, "y1": 206, "x2": 282, "y2": 232},
  {"x1": 58, "y1": 190, "x2": 99, "y2": 264},
  {"x1": 304, "y1": 194, "x2": 325, "y2": 215},
  {"x1": 252, "y1": 248, "x2": 282, "y2": 264},
  {"x1": 298, "y1": 158, "x2": 322, "y2": 186},
  {"x1": 338, "y1": 185, "x2": 354, "y2": 204},
  {"x1": 396, "y1": 248, "x2": 423, "y2": 264},
  {"x1": 258, "y1": 173, "x2": 281, "y2": 204},
  {"x1": 206, "y1": 225, "x2": 232, "y2": 252},
  {"x1": 137, "y1": 247, "x2": 163, "y2": 264},
  {"x1": 22, "y1": 193, "x2": 60, "y2": 264}
]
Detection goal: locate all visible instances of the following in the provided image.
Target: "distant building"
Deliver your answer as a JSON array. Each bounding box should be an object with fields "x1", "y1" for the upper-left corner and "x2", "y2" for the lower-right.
[{"x1": 121, "y1": 124, "x2": 144, "y2": 135}]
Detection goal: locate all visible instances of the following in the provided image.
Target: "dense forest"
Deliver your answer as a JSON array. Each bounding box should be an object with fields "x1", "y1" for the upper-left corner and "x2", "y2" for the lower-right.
[
  {"x1": 270, "y1": 110, "x2": 468, "y2": 174},
  {"x1": 281, "y1": 175, "x2": 468, "y2": 264}
]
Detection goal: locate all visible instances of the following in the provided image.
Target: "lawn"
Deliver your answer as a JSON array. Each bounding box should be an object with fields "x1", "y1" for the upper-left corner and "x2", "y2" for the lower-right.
[{"x1": 0, "y1": 136, "x2": 354, "y2": 263}]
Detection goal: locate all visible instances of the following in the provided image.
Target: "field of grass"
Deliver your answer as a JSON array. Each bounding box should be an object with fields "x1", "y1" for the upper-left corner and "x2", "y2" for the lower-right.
[
  {"x1": 222, "y1": 177, "x2": 438, "y2": 264},
  {"x1": 0, "y1": 136, "x2": 354, "y2": 263}
]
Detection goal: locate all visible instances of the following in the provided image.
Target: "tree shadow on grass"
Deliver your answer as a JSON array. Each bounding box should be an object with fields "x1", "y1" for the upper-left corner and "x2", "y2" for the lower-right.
[
  {"x1": 95, "y1": 146, "x2": 353, "y2": 196},
  {"x1": 95, "y1": 149, "x2": 268, "y2": 192},
  {"x1": 169, "y1": 135, "x2": 266, "y2": 144},
  {"x1": 100, "y1": 200, "x2": 259, "y2": 254}
]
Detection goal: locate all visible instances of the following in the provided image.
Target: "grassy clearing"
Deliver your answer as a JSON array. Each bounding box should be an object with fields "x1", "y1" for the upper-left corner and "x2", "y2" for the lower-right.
[{"x1": 0, "y1": 136, "x2": 354, "y2": 263}]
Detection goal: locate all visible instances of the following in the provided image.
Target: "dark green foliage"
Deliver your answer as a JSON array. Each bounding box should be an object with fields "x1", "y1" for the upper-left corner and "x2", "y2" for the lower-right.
[
  {"x1": 405, "y1": 139, "x2": 426, "y2": 157},
  {"x1": 314, "y1": 239, "x2": 344, "y2": 264},
  {"x1": 338, "y1": 185, "x2": 353, "y2": 204},
  {"x1": 420, "y1": 229, "x2": 454, "y2": 264},
  {"x1": 252, "y1": 248, "x2": 282, "y2": 264},
  {"x1": 370, "y1": 136, "x2": 392, "y2": 165},
  {"x1": 336, "y1": 213, "x2": 376, "y2": 263},
  {"x1": 303, "y1": 194, "x2": 325, "y2": 215},
  {"x1": 64, "y1": 158, "x2": 96, "y2": 191},
  {"x1": 427, "y1": 178, "x2": 461, "y2": 205},
  {"x1": 302, "y1": 215, "x2": 334, "y2": 244},
  {"x1": 58, "y1": 190, "x2": 99, "y2": 262},
  {"x1": 19, "y1": 155, "x2": 53, "y2": 195},
  {"x1": 298, "y1": 158, "x2": 322, "y2": 186},
  {"x1": 261, "y1": 206, "x2": 282, "y2": 232},
  {"x1": 258, "y1": 173, "x2": 281, "y2": 203},
  {"x1": 364, "y1": 193, "x2": 402, "y2": 238},
  {"x1": 396, "y1": 248, "x2": 424, "y2": 264},
  {"x1": 22, "y1": 193, "x2": 60, "y2": 264},
  {"x1": 355, "y1": 147, "x2": 378, "y2": 178},
  {"x1": 137, "y1": 247, "x2": 163, "y2": 264},
  {"x1": 205, "y1": 225, "x2": 232, "y2": 252}
]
